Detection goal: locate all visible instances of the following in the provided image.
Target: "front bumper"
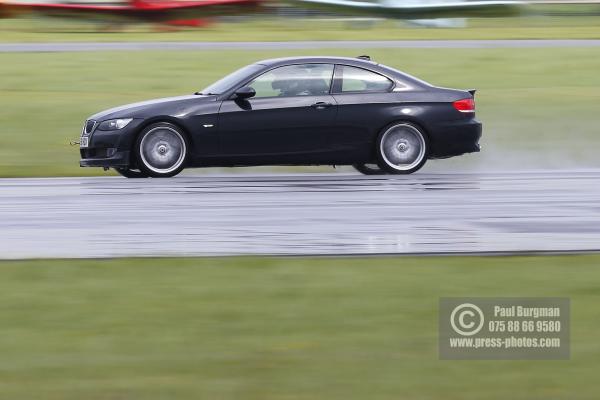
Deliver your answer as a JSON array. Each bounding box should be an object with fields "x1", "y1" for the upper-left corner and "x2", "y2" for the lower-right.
[
  {"x1": 80, "y1": 150, "x2": 131, "y2": 167},
  {"x1": 79, "y1": 120, "x2": 141, "y2": 168}
]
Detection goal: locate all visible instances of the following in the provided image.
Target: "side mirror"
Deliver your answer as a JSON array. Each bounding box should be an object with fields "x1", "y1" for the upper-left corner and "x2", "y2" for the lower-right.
[{"x1": 233, "y1": 86, "x2": 256, "y2": 100}]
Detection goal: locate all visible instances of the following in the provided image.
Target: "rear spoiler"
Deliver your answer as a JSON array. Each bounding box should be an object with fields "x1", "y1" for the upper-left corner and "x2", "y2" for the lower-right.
[{"x1": 467, "y1": 89, "x2": 477, "y2": 97}]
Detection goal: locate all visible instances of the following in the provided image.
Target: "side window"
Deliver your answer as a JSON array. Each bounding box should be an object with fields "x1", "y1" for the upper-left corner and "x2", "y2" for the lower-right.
[
  {"x1": 339, "y1": 65, "x2": 393, "y2": 93},
  {"x1": 247, "y1": 64, "x2": 334, "y2": 98}
]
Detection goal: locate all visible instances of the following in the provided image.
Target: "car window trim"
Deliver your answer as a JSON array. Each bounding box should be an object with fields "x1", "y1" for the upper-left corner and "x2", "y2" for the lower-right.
[
  {"x1": 227, "y1": 62, "x2": 337, "y2": 100},
  {"x1": 332, "y1": 64, "x2": 396, "y2": 95}
]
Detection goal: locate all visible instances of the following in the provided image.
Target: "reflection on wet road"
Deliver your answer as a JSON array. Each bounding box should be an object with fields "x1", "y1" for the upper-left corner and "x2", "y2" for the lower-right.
[{"x1": 1, "y1": 171, "x2": 600, "y2": 259}]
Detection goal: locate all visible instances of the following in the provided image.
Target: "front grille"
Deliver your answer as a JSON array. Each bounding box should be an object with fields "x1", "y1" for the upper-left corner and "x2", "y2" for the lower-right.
[{"x1": 82, "y1": 119, "x2": 97, "y2": 137}]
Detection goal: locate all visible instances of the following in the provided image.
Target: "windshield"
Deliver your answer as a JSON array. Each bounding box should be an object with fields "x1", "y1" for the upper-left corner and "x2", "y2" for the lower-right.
[{"x1": 200, "y1": 64, "x2": 263, "y2": 95}]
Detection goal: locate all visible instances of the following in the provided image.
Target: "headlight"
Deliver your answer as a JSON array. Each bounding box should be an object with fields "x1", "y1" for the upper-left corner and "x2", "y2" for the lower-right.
[{"x1": 98, "y1": 118, "x2": 133, "y2": 131}]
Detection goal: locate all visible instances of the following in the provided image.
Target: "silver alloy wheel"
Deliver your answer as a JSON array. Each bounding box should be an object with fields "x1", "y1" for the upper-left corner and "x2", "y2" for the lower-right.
[
  {"x1": 139, "y1": 126, "x2": 186, "y2": 174},
  {"x1": 379, "y1": 123, "x2": 426, "y2": 171}
]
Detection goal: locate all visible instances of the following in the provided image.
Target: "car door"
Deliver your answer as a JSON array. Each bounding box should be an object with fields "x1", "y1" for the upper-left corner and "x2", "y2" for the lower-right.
[
  {"x1": 330, "y1": 64, "x2": 398, "y2": 160},
  {"x1": 217, "y1": 63, "x2": 337, "y2": 159}
]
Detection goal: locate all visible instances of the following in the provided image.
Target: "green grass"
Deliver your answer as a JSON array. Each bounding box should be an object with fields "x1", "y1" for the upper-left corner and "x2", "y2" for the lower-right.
[
  {"x1": 1, "y1": 47, "x2": 600, "y2": 177},
  {"x1": 1, "y1": 14, "x2": 600, "y2": 42},
  {"x1": 0, "y1": 254, "x2": 599, "y2": 399}
]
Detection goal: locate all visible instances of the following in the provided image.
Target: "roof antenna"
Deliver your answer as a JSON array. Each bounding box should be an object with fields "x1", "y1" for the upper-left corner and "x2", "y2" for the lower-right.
[{"x1": 356, "y1": 55, "x2": 371, "y2": 61}]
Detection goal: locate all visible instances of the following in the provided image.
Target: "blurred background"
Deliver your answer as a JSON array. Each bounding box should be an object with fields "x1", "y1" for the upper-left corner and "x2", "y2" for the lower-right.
[
  {"x1": 0, "y1": 0, "x2": 599, "y2": 176},
  {"x1": 2, "y1": 3, "x2": 600, "y2": 399}
]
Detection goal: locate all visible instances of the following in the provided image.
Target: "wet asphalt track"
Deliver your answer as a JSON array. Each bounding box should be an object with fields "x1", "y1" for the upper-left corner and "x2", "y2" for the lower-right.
[
  {"x1": 2, "y1": 40, "x2": 600, "y2": 52},
  {"x1": 1, "y1": 171, "x2": 600, "y2": 259}
]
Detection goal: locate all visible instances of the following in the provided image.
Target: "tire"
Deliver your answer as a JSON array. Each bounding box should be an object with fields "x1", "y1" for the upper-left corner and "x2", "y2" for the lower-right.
[
  {"x1": 135, "y1": 122, "x2": 188, "y2": 178},
  {"x1": 375, "y1": 122, "x2": 428, "y2": 174},
  {"x1": 114, "y1": 168, "x2": 149, "y2": 178},
  {"x1": 353, "y1": 163, "x2": 385, "y2": 175}
]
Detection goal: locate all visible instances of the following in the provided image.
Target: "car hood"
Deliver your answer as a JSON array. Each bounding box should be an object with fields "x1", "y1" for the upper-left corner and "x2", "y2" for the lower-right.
[{"x1": 89, "y1": 94, "x2": 217, "y2": 121}]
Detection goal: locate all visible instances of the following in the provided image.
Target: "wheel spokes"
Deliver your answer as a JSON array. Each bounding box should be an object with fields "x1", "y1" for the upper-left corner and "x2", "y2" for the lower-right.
[
  {"x1": 380, "y1": 125, "x2": 426, "y2": 171},
  {"x1": 140, "y1": 127, "x2": 186, "y2": 174}
]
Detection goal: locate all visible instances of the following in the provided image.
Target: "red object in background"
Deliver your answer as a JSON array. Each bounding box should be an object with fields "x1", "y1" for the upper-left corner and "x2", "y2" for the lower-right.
[
  {"x1": 0, "y1": 0, "x2": 261, "y2": 26},
  {"x1": 166, "y1": 18, "x2": 212, "y2": 27}
]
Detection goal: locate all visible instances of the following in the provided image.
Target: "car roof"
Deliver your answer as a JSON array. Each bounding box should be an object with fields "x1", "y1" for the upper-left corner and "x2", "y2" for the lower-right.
[
  {"x1": 255, "y1": 56, "x2": 379, "y2": 67},
  {"x1": 251, "y1": 56, "x2": 430, "y2": 88}
]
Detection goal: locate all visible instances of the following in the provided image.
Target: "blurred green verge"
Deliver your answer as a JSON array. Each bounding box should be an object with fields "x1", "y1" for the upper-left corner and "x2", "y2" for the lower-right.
[
  {"x1": 1, "y1": 14, "x2": 600, "y2": 42},
  {"x1": 0, "y1": 254, "x2": 599, "y2": 399},
  {"x1": 1, "y1": 47, "x2": 599, "y2": 177}
]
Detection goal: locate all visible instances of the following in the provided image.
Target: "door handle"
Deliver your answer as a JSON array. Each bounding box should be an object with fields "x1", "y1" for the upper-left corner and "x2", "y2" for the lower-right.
[{"x1": 311, "y1": 101, "x2": 333, "y2": 109}]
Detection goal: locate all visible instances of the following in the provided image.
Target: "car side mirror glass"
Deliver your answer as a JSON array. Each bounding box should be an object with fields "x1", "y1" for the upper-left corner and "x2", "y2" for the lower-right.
[{"x1": 234, "y1": 86, "x2": 256, "y2": 100}]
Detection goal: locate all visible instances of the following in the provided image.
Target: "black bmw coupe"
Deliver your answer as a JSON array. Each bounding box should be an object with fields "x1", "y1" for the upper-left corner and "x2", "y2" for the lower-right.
[{"x1": 79, "y1": 56, "x2": 481, "y2": 178}]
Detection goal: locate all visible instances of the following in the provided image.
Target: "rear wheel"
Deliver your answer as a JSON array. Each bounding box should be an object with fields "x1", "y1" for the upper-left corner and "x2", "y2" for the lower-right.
[
  {"x1": 135, "y1": 122, "x2": 188, "y2": 178},
  {"x1": 376, "y1": 122, "x2": 428, "y2": 174},
  {"x1": 114, "y1": 168, "x2": 148, "y2": 178},
  {"x1": 353, "y1": 163, "x2": 385, "y2": 175}
]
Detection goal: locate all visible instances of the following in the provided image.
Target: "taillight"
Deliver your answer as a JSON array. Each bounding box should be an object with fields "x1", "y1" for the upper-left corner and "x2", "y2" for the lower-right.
[{"x1": 453, "y1": 98, "x2": 475, "y2": 113}]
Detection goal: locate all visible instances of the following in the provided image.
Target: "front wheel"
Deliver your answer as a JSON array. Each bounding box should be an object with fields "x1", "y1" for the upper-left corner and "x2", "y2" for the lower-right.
[
  {"x1": 353, "y1": 163, "x2": 385, "y2": 175},
  {"x1": 135, "y1": 122, "x2": 188, "y2": 178},
  {"x1": 114, "y1": 168, "x2": 148, "y2": 178},
  {"x1": 376, "y1": 122, "x2": 428, "y2": 174}
]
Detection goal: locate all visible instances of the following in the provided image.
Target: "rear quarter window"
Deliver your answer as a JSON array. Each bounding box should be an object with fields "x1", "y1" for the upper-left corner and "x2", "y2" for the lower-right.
[{"x1": 339, "y1": 65, "x2": 394, "y2": 93}]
